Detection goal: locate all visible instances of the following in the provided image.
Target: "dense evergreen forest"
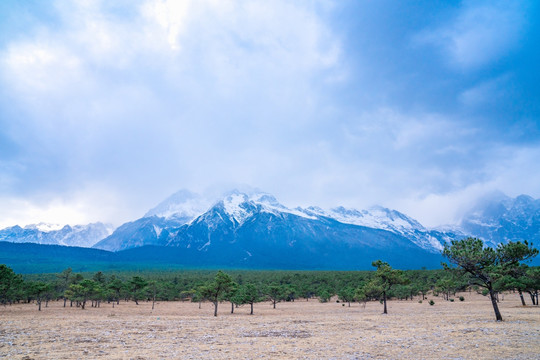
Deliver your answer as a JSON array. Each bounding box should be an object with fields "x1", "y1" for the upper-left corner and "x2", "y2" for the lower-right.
[{"x1": 1, "y1": 239, "x2": 539, "y2": 320}]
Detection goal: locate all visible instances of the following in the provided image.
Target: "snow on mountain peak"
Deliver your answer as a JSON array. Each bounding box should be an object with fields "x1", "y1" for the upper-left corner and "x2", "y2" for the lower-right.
[
  {"x1": 219, "y1": 190, "x2": 318, "y2": 224},
  {"x1": 222, "y1": 191, "x2": 252, "y2": 225},
  {"x1": 144, "y1": 189, "x2": 211, "y2": 221},
  {"x1": 319, "y1": 205, "x2": 424, "y2": 232},
  {"x1": 24, "y1": 223, "x2": 64, "y2": 232}
]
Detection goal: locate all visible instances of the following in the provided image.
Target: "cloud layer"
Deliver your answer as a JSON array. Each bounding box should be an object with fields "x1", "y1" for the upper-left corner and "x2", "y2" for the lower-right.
[{"x1": 1, "y1": 0, "x2": 539, "y2": 228}]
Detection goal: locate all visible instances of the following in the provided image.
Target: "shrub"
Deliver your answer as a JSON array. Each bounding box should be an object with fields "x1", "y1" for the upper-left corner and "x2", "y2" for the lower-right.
[
  {"x1": 481, "y1": 289, "x2": 489, "y2": 297},
  {"x1": 429, "y1": 300, "x2": 435, "y2": 306},
  {"x1": 418, "y1": 300, "x2": 422, "y2": 304},
  {"x1": 449, "y1": 298, "x2": 454, "y2": 302},
  {"x1": 459, "y1": 296, "x2": 465, "y2": 302}
]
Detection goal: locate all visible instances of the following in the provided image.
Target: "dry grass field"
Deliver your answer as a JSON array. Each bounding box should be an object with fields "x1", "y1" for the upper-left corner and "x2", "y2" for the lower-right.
[{"x1": 1, "y1": 292, "x2": 539, "y2": 359}]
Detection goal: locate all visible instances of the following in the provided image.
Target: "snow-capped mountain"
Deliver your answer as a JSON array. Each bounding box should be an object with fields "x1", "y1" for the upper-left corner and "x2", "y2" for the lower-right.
[
  {"x1": 299, "y1": 205, "x2": 454, "y2": 251},
  {"x1": 93, "y1": 188, "x2": 459, "y2": 257},
  {"x1": 0, "y1": 222, "x2": 113, "y2": 248},
  {"x1": 6, "y1": 188, "x2": 538, "y2": 267},
  {"x1": 158, "y1": 193, "x2": 444, "y2": 269},
  {"x1": 459, "y1": 192, "x2": 540, "y2": 247},
  {"x1": 144, "y1": 189, "x2": 211, "y2": 223},
  {"x1": 93, "y1": 189, "x2": 215, "y2": 251}
]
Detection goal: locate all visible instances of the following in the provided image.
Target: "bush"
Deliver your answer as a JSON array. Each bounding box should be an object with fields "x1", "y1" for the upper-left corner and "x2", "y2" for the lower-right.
[
  {"x1": 418, "y1": 300, "x2": 422, "y2": 304},
  {"x1": 429, "y1": 300, "x2": 435, "y2": 306},
  {"x1": 481, "y1": 289, "x2": 489, "y2": 297},
  {"x1": 449, "y1": 298, "x2": 454, "y2": 302},
  {"x1": 459, "y1": 296, "x2": 465, "y2": 302}
]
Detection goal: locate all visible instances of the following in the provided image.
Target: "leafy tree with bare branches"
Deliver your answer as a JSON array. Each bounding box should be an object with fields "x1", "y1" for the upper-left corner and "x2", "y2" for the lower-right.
[{"x1": 443, "y1": 237, "x2": 538, "y2": 321}]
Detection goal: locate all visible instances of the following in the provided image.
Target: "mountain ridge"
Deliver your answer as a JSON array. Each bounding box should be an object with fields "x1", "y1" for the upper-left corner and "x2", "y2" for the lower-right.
[{"x1": 2, "y1": 189, "x2": 539, "y2": 271}]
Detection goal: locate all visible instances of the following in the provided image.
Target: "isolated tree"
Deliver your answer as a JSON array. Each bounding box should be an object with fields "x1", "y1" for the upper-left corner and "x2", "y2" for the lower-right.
[
  {"x1": 370, "y1": 260, "x2": 408, "y2": 314},
  {"x1": 236, "y1": 283, "x2": 262, "y2": 315},
  {"x1": 108, "y1": 277, "x2": 123, "y2": 305},
  {"x1": 199, "y1": 270, "x2": 235, "y2": 316},
  {"x1": 129, "y1": 276, "x2": 148, "y2": 305},
  {"x1": 265, "y1": 283, "x2": 286, "y2": 309},
  {"x1": 27, "y1": 281, "x2": 50, "y2": 311},
  {"x1": 443, "y1": 237, "x2": 538, "y2": 321}
]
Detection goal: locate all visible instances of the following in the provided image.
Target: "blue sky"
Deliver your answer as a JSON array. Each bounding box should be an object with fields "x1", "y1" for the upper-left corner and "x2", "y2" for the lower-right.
[{"x1": 0, "y1": 0, "x2": 539, "y2": 228}]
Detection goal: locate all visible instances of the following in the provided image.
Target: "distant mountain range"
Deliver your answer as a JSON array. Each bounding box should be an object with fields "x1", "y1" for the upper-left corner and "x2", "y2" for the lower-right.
[
  {"x1": 0, "y1": 222, "x2": 113, "y2": 248},
  {"x1": 1, "y1": 189, "x2": 539, "y2": 270}
]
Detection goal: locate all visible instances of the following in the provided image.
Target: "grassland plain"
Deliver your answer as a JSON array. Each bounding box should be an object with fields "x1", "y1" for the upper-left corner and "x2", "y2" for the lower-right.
[{"x1": 1, "y1": 292, "x2": 539, "y2": 359}]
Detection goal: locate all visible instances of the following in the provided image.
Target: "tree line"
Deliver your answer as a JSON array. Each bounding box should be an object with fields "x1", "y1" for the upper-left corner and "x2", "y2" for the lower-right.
[{"x1": 1, "y1": 238, "x2": 538, "y2": 321}]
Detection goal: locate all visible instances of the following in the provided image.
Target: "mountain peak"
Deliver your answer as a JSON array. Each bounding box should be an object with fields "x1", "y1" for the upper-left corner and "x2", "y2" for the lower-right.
[
  {"x1": 144, "y1": 189, "x2": 210, "y2": 221},
  {"x1": 24, "y1": 223, "x2": 64, "y2": 232}
]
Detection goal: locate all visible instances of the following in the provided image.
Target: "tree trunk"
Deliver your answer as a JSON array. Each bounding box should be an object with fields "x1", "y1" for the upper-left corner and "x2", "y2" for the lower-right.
[
  {"x1": 528, "y1": 292, "x2": 536, "y2": 305},
  {"x1": 213, "y1": 301, "x2": 218, "y2": 317},
  {"x1": 250, "y1": 302, "x2": 253, "y2": 315},
  {"x1": 489, "y1": 288, "x2": 503, "y2": 321},
  {"x1": 273, "y1": 300, "x2": 276, "y2": 309},
  {"x1": 518, "y1": 290, "x2": 526, "y2": 306},
  {"x1": 152, "y1": 297, "x2": 155, "y2": 310},
  {"x1": 383, "y1": 291, "x2": 387, "y2": 314},
  {"x1": 231, "y1": 302, "x2": 234, "y2": 314},
  {"x1": 38, "y1": 299, "x2": 41, "y2": 311},
  {"x1": 63, "y1": 298, "x2": 67, "y2": 307}
]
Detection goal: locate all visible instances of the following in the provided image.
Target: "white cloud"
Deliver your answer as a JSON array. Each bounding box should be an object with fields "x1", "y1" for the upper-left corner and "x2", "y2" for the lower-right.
[
  {"x1": 416, "y1": 0, "x2": 526, "y2": 70},
  {"x1": 459, "y1": 74, "x2": 511, "y2": 107},
  {"x1": 0, "y1": 184, "x2": 122, "y2": 228},
  {"x1": 0, "y1": 0, "x2": 343, "y2": 227}
]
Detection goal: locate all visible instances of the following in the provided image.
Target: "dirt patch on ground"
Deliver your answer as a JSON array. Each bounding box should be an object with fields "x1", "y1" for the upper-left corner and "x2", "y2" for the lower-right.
[{"x1": 1, "y1": 292, "x2": 539, "y2": 359}]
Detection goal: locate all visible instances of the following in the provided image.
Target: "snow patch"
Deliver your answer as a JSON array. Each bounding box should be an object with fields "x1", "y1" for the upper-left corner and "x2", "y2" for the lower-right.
[{"x1": 25, "y1": 223, "x2": 64, "y2": 232}]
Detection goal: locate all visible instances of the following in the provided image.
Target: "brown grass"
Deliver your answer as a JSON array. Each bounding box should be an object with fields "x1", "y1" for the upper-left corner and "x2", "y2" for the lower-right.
[{"x1": 1, "y1": 292, "x2": 539, "y2": 359}]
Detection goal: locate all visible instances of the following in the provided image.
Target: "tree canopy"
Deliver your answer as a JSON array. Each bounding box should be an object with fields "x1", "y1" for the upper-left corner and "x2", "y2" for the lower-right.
[{"x1": 443, "y1": 237, "x2": 538, "y2": 321}]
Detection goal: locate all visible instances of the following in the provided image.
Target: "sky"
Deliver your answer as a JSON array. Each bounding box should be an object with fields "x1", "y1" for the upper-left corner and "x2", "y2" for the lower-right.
[{"x1": 0, "y1": 0, "x2": 539, "y2": 229}]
